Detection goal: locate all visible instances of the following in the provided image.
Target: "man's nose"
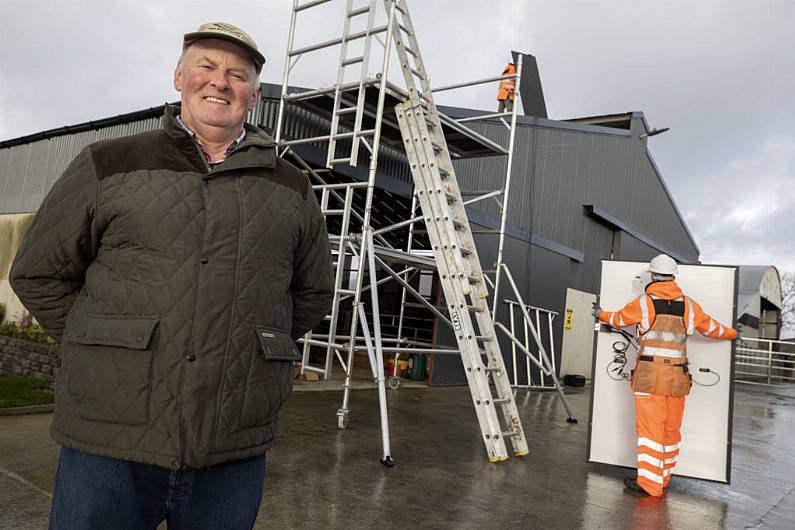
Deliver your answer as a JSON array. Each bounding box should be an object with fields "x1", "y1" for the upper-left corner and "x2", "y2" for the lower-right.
[{"x1": 209, "y1": 69, "x2": 229, "y2": 90}]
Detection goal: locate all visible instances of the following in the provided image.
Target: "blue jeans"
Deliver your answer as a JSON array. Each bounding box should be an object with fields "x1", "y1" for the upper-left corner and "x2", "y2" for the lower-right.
[{"x1": 49, "y1": 447, "x2": 267, "y2": 530}]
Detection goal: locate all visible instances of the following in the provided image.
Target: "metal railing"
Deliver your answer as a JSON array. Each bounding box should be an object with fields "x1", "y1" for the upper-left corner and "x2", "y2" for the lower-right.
[{"x1": 735, "y1": 337, "x2": 795, "y2": 385}]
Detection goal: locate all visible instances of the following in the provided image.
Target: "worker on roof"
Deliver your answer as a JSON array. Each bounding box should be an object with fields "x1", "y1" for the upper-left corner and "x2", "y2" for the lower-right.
[
  {"x1": 497, "y1": 62, "x2": 516, "y2": 113},
  {"x1": 592, "y1": 254, "x2": 737, "y2": 497}
]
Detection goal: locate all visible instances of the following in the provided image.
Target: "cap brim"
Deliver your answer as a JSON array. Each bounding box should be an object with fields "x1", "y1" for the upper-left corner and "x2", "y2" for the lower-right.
[{"x1": 183, "y1": 31, "x2": 266, "y2": 69}]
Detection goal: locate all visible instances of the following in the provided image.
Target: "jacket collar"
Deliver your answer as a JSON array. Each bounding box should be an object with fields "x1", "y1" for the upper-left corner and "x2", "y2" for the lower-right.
[
  {"x1": 163, "y1": 104, "x2": 277, "y2": 175},
  {"x1": 645, "y1": 280, "x2": 684, "y2": 300}
]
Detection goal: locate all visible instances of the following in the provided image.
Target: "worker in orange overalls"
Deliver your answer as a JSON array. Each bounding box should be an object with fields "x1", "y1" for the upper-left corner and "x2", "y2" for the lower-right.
[
  {"x1": 497, "y1": 62, "x2": 516, "y2": 112},
  {"x1": 593, "y1": 254, "x2": 737, "y2": 497}
]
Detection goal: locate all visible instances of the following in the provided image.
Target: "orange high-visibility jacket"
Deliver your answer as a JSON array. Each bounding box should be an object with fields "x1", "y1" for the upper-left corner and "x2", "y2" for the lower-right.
[
  {"x1": 497, "y1": 63, "x2": 517, "y2": 101},
  {"x1": 598, "y1": 281, "x2": 737, "y2": 340}
]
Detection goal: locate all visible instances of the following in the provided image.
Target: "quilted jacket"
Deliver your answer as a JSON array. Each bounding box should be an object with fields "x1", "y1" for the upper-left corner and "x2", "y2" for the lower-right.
[{"x1": 10, "y1": 105, "x2": 334, "y2": 469}]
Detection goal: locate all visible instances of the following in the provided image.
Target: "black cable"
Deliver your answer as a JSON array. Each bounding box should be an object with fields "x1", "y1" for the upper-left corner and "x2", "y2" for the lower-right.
[
  {"x1": 692, "y1": 367, "x2": 721, "y2": 387},
  {"x1": 605, "y1": 327, "x2": 636, "y2": 381}
]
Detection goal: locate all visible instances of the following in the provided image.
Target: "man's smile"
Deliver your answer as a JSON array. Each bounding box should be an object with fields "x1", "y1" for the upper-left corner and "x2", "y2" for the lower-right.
[{"x1": 203, "y1": 96, "x2": 230, "y2": 105}]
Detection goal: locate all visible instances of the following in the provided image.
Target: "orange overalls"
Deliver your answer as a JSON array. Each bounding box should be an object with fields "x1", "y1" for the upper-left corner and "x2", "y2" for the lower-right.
[
  {"x1": 497, "y1": 63, "x2": 516, "y2": 112},
  {"x1": 599, "y1": 281, "x2": 736, "y2": 496}
]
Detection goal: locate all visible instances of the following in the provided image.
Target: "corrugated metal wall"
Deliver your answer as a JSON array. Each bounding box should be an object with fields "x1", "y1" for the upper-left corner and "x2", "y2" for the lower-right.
[
  {"x1": 0, "y1": 86, "x2": 698, "y2": 281},
  {"x1": 0, "y1": 117, "x2": 161, "y2": 214},
  {"x1": 448, "y1": 113, "x2": 699, "y2": 264}
]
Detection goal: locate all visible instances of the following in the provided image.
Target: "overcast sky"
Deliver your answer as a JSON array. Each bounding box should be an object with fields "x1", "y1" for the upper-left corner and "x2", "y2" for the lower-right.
[{"x1": 1, "y1": 0, "x2": 792, "y2": 277}]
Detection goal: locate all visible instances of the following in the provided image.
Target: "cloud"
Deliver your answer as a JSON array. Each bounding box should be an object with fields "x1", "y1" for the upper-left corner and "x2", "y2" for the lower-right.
[{"x1": 681, "y1": 134, "x2": 795, "y2": 273}]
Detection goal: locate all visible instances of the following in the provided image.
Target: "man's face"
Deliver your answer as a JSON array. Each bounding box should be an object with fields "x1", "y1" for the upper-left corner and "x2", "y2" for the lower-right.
[{"x1": 173, "y1": 39, "x2": 260, "y2": 135}]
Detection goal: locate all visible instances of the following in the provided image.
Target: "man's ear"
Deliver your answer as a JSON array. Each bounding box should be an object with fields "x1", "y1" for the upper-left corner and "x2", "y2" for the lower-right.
[
  {"x1": 173, "y1": 65, "x2": 184, "y2": 92},
  {"x1": 249, "y1": 84, "x2": 261, "y2": 110}
]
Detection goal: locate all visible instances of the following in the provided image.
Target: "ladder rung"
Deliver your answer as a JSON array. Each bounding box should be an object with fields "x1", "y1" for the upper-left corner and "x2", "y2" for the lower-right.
[
  {"x1": 283, "y1": 79, "x2": 379, "y2": 102},
  {"x1": 322, "y1": 209, "x2": 345, "y2": 215},
  {"x1": 329, "y1": 158, "x2": 352, "y2": 165},
  {"x1": 501, "y1": 431, "x2": 518, "y2": 439},
  {"x1": 336, "y1": 107, "x2": 358, "y2": 115},
  {"x1": 394, "y1": 1, "x2": 407, "y2": 15},
  {"x1": 475, "y1": 335, "x2": 494, "y2": 342},
  {"x1": 438, "y1": 167, "x2": 450, "y2": 178},
  {"x1": 410, "y1": 67, "x2": 425, "y2": 81},
  {"x1": 295, "y1": 0, "x2": 332, "y2": 12},
  {"x1": 289, "y1": 25, "x2": 388, "y2": 57},
  {"x1": 342, "y1": 56, "x2": 364, "y2": 66},
  {"x1": 337, "y1": 288, "x2": 356, "y2": 296},
  {"x1": 494, "y1": 398, "x2": 511, "y2": 405},
  {"x1": 397, "y1": 22, "x2": 413, "y2": 37},
  {"x1": 444, "y1": 191, "x2": 457, "y2": 203},
  {"x1": 347, "y1": 6, "x2": 370, "y2": 17},
  {"x1": 301, "y1": 365, "x2": 327, "y2": 375},
  {"x1": 404, "y1": 46, "x2": 418, "y2": 58},
  {"x1": 468, "y1": 274, "x2": 483, "y2": 284},
  {"x1": 467, "y1": 305, "x2": 485, "y2": 313},
  {"x1": 460, "y1": 245, "x2": 475, "y2": 256},
  {"x1": 484, "y1": 367, "x2": 501, "y2": 373}
]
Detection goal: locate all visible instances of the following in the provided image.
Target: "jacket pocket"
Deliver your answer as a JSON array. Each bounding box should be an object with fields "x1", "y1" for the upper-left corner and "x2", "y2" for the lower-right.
[
  {"x1": 631, "y1": 360, "x2": 657, "y2": 394},
  {"x1": 240, "y1": 326, "x2": 301, "y2": 428},
  {"x1": 62, "y1": 314, "x2": 159, "y2": 425}
]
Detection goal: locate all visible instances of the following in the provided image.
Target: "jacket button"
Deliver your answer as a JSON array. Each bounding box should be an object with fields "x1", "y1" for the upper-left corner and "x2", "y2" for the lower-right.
[
  {"x1": 186, "y1": 354, "x2": 196, "y2": 362},
  {"x1": 200, "y1": 257, "x2": 209, "y2": 264},
  {"x1": 79, "y1": 330, "x2": 87, "y2": 337}
]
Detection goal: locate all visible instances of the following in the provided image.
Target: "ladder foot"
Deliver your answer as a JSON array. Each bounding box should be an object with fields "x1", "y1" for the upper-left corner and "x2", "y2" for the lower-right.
[
  {"x1": 566, "y1": 417, "x2": 578, "y2": 424},
  {"x1": 488, "y1": 456, "x2": 500, "y2": 464},
  {"x1": 514, "y1": 451, "x2": 529, "y2": 457},
  {"x1": 381, "y1": 456, "x2": 395, "y2": 467}
]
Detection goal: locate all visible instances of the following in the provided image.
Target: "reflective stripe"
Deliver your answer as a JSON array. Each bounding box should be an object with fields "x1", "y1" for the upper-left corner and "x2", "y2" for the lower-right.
[
  {"x1": 664, "y1": 442, "x2": 681, "y2": 453},
  {"x1": 618, "y1": 315, "x2": 625, "y2": 327},
  {"x1": 664, "y1": 455, "x2": 678, "y2": 465},
  {"x1": 611, "y1": 313, "x2": 619, "y2": 327},
  {"x1": 663, "y1": 468, "x2": 672, "y2": 477},
  {"x1": 638, "y1": 436, "x2": 664, "y2": 453},
  {"x1": 640, "y1": 296, "x2": 650, "y2": 330},
  {"x1": 643, "y1": 330, "x2": 687, "y2": 343},
  {"x1": 640, "y1": 346, "x2": 686, "y2": 358},
  {"x1": 719, "y1": 324, "x2": 724, "y2": 336},
  {"x1": 638, "y1": 467, "x2": 664, "y2": 484},
  {"x1": 686, "y1": 297, "x2": 695, "y2": 335},
  {"x1": 638, "y1": 453, "x2": 664, "y2": 468},
  {"x1": 634, "y1": 392, "x2": 651, "y2": 398},
  {"x1": 707, "y1": 319, "x2": 716, "y2": 334}
]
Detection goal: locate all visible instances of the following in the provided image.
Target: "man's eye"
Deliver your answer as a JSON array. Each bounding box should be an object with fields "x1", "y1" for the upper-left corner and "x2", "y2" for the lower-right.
[
  {"x1": 199, "y1": 65, "x2": 212, "y2": 70},
  {"x1": 232, "y1": 73, "x2": 245, "y2": 80}
]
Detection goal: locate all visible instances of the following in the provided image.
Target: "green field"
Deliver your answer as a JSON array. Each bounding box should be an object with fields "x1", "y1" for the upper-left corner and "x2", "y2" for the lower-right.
[{"x1": 0, "y1": 376, "x2": 54, "y2": 408}]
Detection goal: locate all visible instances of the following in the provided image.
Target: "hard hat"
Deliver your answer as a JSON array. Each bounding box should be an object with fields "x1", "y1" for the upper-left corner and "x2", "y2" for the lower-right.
[{"x1": 648, "y1": 254, "x2": 678, "y2": 275}]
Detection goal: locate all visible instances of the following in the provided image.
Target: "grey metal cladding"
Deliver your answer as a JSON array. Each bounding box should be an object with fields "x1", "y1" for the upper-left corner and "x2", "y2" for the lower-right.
[
  {"x1": 449, "y1": 113, "x2": 698, "y2": 263},
  {"x1": 1, "y1": 84, "x2": 699, "y2": 267}
]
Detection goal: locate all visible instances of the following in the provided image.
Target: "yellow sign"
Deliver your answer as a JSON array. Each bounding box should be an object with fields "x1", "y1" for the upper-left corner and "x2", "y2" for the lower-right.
[{"x1": 564, "y1": 309, "x2": 573, "y2": 330}]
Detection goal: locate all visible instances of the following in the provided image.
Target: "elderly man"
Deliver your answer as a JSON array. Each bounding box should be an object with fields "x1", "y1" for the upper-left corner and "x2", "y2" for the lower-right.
[{"x1": 10, "y1": 22, "x2": 333, "y2": 529}]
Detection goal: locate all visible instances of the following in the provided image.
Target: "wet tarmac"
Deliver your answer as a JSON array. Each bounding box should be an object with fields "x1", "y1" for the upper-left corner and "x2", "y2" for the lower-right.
[{"x1": 1, "y1": 382, "x2": 793, "y2": 529}]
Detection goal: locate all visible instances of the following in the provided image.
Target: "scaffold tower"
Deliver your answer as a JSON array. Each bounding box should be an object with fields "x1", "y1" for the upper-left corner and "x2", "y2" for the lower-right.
[{"x1": 274, "y1": 0, "x2": 575, "y2": 465}]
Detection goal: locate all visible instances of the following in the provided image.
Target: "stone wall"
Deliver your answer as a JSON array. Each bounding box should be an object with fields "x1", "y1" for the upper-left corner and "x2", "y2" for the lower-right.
[{"x1": 0, "y1": 335, "x2": 59, "y2": 387}]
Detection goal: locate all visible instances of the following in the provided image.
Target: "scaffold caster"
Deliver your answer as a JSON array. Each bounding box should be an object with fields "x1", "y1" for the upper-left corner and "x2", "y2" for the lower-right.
[
  {"x1": 387, "y1": 376, "x2": 400, "y2": 390},
  {"x1": 381, "y1": 456, "x2": 394, "y2": 467},
  {"x1": 566, "y1": 417, "x2": 578, "y2": 424},
  {"x1": 337, "y1": 409, "x2": 349, "y2": 430}
]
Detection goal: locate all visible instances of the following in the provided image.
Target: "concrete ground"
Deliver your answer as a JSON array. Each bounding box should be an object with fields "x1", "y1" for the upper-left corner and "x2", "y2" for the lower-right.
[{"x1": 1, "y1": 380, "x2": 794, "y2": 529}]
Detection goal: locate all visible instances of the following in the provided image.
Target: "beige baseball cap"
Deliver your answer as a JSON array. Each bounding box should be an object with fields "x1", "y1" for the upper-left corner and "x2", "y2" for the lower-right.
[{"x1": 183, "y1": 22, "x2": 265, "y2": 72}]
